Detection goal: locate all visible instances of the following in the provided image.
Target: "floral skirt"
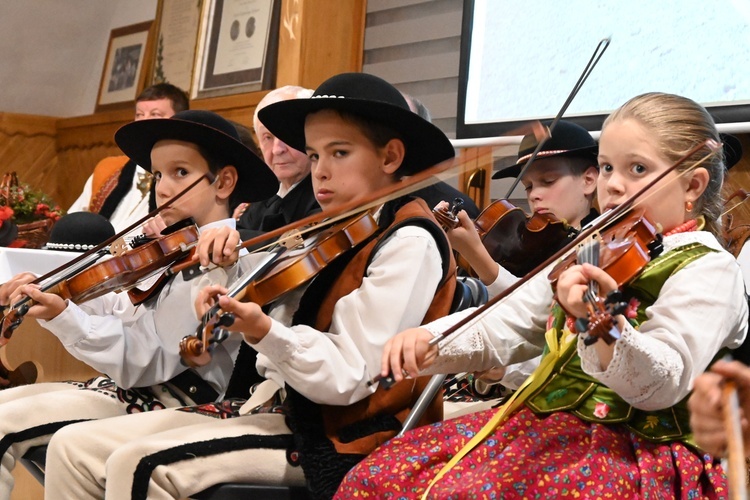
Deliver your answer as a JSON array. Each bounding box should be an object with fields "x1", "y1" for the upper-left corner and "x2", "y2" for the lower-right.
[{"x1": 335, "y1": 406, "x2": 726, "y2": 499}]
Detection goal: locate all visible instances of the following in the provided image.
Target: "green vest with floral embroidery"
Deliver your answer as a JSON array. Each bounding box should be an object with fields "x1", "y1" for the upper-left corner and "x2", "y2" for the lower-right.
[{"x1": 526, "y1": 241, "x2": 718, "y2": 445}]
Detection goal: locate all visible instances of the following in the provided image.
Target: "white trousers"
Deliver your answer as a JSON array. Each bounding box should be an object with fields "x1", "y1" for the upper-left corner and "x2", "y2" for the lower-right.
[
  {"x1": 0, "y1": 377, "x2": 186, "y2": 500},
  {"x1": 45, "y1": 405, "x2": 305, "y2": 500}
]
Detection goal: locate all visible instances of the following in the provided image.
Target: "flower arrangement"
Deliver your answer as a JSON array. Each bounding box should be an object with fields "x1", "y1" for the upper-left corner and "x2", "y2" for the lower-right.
[
  {"x1": 0, "y1": 172, "x2": 65, "y2": 248},
  {"x1": 0, "y1": 172, "x2": 64, "y2": 225}
]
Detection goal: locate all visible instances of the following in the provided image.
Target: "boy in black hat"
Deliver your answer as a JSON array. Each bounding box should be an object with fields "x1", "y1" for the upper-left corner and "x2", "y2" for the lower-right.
[
  {"x1": 440, "y1": 120, "x2": 598, "y2": 395},
  {"x1": 45, "y1": 72, "x2": 458, "y2": 500},
  {"x1": 0, "y1": 110, "x2": 277, "y2": 499}
]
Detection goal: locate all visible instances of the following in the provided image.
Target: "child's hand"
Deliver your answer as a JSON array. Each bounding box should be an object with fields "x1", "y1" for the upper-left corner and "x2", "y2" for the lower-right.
[
  {"x1": 11, "y1": 284, "x2": 67, "y2": 320},
  {"x1": 555, "y1": 263, "x2": 618, "y2": 319},
  {"x1": 233, "y1": 202, "x2": 250, "y2": 220},
  {"x1": 195, "y1": 284, "x2": 271, "y2": 343},
  {"x1": 142, "y1": 215, "x2": 168, "y2": 238},
  {"x1": 381, "y1": 328, "x2": 437, "y2": 383},
  {"x1": 194, "y1": 283, "x2": 228, "y2": 318},
  {"x1": 0, "y1": 272, "x2": 37, "y2": 306},
  {"x1": 437, "y1": 202, "x2": 482, "y2": 256},
  {"x1": 196, "y1": 227, "x2": 241, "y2": 267}
]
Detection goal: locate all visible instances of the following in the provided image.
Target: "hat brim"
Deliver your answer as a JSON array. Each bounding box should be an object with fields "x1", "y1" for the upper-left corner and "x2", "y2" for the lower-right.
[
  {"x1": 491, "y1": 146, "x2": 598, "y2": 180},
  {"x1": 258, "y1": 97, "x2": 455, "y2": 176},
  {"x1": 115, "y1": 119, "x2": 278, "y2": 202}
]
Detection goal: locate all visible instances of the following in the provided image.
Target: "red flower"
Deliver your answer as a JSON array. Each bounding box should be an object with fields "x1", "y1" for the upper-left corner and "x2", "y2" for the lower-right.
[
  {"x1": 0, "y1": 206, "x2": 13, "y2": 223},
  {"x1": 594, "y1": 402, "x2": 610, "y2": 418},
  {"x1": 625, "y1": 298, "x2": 641, "y2": 319}
]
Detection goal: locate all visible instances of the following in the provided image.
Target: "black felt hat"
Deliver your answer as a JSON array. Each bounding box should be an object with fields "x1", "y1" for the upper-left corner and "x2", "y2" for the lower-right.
[
  {"x1": 721, "y1": 133, "x2": 743, "y2": 170},
  {"x1": 114, "y1": 110, "x2": 279, "y2": 202},
  {"x1": 0, "y1": 219, "x2": 18, "y2": 247},
  {"x1": 43, "y1": 212, "x2": 115, "y2": 252},
  {"x1": 492, "y1": 120, "x2": 598, "y2": 179},
  {"x1": 257, "y1": 73, "x2": 456, "y2": 175}
]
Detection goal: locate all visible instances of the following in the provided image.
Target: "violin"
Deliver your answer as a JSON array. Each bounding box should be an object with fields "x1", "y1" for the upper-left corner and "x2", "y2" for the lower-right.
[
  {"x1": 179, "y1": 211, "x2": 381, "y2": 367},
  {"x1": 547, "y1": 209, "x2": 663, "y2": 344},
  {"x1": 434, "y1": 198, "x2": 574, "y2": 277},
  {"x1": 0, "y1": 222, "x2": 201, "y2": 347}
]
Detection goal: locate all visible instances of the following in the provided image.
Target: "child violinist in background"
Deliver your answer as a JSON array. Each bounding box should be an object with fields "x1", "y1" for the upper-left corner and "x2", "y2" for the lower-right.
[
  {"x1": 0, "y1": 110, "x2": 277, "y2": 500},
  {"x1": 337, "y1": 92, "x2": 748, "y2": 499},
  {"x1": 440, "y1": 119, "x2": 599, "y2": 394}
]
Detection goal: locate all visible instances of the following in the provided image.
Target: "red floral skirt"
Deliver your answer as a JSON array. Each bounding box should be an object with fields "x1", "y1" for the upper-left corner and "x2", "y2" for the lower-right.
[{"x1": 335, "y1": 406, "x2": 726, "y2": 499}]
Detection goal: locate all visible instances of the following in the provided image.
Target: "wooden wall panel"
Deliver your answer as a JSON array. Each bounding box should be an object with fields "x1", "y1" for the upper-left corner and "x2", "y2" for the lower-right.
[{"x1": 0, "y1": 113, "x2": 58, "y2": 203}]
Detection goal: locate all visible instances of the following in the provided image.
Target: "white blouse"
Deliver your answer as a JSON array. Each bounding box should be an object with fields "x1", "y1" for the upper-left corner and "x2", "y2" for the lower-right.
[{"x1": 424, "y1": 231, "x2": 748, "y2": 411}]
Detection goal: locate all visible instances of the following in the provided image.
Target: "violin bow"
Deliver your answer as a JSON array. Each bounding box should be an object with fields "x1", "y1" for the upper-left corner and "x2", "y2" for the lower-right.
[
  {"x1": 504, "y1": 38, "x2": 610, "y2": 198},
  {"x1": 368, "y1": 138, "x2": 721, "y2": 387},
  {"x1": 721, "y1": 373, "x2": 748, "y2": 500},
  {"x1": 167, "y1": 121, "x2": 551, "y2": 277},
  {"x1": 4, "y1": 173, "x2": 213, "y2": 313}
]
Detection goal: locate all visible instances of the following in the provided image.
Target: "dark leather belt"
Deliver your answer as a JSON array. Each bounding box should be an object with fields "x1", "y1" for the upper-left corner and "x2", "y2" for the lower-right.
[{"x1": 169, "y1": 369, "x2": 219, "y2": 405}]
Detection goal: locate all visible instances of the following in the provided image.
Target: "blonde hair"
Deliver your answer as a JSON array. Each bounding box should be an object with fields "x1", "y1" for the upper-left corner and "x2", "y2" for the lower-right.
[{"x1": 603, "y1": 92, "x2": 725, "y2": 237}]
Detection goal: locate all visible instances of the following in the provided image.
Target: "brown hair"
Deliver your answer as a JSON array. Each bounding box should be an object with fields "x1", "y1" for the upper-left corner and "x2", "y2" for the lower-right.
[
  {"x1": 603, "y1": 92, "x2": 725, "y2": 237},
  {"x1": 136, "y1": 83, "x2": 189, "y2": 113}
]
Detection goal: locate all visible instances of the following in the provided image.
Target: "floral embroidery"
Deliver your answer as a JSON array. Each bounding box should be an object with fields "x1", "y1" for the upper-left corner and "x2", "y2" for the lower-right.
[
  {"x1": 643, "y1": 415, "x2": 661, "y2": 430},
  {"x1": 593, "y1": 402, "x2": 610, "y2": 418},
  {"x1": 624, "y1": 298, "x2": 640, "y2": 319}
]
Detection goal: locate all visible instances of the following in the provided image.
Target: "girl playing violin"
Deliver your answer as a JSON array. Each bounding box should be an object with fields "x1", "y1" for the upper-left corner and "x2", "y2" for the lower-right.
[
  {"x1": 0, "y1": 110, "x2": 277, "y2": 500},
  {"x1": 337, "y1": 92, "x2": 748, "y2": 499},
  {"x1": 42, "y1": 72, "x2": 458, "y2": 500}
]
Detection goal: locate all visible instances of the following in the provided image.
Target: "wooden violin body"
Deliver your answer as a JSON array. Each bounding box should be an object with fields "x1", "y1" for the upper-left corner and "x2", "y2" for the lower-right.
[
  {"x1": 0, "y1": 224, "x2": 201, "y2": 349},
  {"x1": 435, "y1": 199, "x2": 574, "y2": 277},
  {"x1": 548, "y1": 210, "x2": 663, "y2": 344},
  {"x1": 180, "y1": 211, "x2": 381, "y2": 367}
]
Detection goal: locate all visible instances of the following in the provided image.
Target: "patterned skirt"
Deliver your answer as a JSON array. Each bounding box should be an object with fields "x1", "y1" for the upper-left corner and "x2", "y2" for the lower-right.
[{"x1": 335, "y1": 406, "x2": 727, "y2": 499}]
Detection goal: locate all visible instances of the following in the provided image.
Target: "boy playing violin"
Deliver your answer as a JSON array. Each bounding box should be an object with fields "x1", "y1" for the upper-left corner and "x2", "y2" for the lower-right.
[
  {"x1": 338, "y1": 92, "x2": 748, "y2": 499},
  {"x1": 41, "y1": 72, "x2": 458, "y2": 500},
  {"x1": 442, "y1": 120, "x2": 599, "y2": 394},
  {"x1": 0, "y1": 110, "x2": 277, "y2": 499}
]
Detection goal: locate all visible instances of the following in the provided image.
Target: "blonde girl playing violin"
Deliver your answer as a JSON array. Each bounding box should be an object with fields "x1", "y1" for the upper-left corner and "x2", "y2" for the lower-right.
[{"x1": 337, "y1": 92, "x2": 748, "y2": 499}]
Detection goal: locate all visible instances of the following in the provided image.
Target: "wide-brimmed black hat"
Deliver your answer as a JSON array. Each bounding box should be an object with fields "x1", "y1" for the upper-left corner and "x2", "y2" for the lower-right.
[
  {"x1": 492, "y1": 120, "x2": 598, "y2": 179},
  {"x1": 43, "y1": 212, "x2": 115, "y2": 251},
  {"x1": 115, "y1": 110, "x2": 278, "y2": 202},
  {"x1": 257, "y1": 73, "x2": 455, "y2": 175}
]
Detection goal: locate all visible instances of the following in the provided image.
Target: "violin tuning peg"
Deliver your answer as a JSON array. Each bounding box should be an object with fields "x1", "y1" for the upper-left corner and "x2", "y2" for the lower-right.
[
  {"x1": 583, "y1": 334, "x2": 599, "y2": 346},
  {"x1": 575, "y1": 317, "x2": 590, "y2": 334},
  {"x1": 217, "y1": 313, "x2": 235, "y2": 328},
  {"x1": 18, "y1": 304, "x2": 29, "y2": 317}
]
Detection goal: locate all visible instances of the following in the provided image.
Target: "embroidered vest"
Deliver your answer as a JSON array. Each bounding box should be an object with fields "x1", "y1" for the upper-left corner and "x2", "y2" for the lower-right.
[
  {"x1": 315, "y1": 199, "x2": 455, "y2": 455},
  {"x1": 89, "y1": 155, "x2": 130, "y2": 213},
  {"x1": 284, "y1": 198, "x2": 456, "y2": 498},
  {"x1": 526, "y1": 242, "x2": 716, "y2": 445}
]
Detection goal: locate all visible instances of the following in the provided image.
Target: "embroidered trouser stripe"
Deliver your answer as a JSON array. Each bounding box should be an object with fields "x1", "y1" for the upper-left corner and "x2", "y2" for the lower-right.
[
  {"x1": 131, "y1": 433, "x2": 294, "y2": 500},
  {"x1": 0, "y1": 420, "x2": 90, "y2": 460}
]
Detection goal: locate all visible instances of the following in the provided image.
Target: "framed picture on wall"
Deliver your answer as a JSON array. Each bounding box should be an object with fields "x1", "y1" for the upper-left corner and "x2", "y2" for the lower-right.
[
  {"x1": 149, "y1": 0, "x2": 203, "y2": 92},
  {"x1": 191, "y1": 0, "x2": 280, "y2": 99},
  {"x1": 96, "y1": 21, "x2": 154, "y2": 112}
]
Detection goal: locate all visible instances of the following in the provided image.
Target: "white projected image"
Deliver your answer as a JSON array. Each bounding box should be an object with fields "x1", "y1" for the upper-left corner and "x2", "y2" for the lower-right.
[{"x1": 464, "y1": 0, "x2": 750, "y2": 126}]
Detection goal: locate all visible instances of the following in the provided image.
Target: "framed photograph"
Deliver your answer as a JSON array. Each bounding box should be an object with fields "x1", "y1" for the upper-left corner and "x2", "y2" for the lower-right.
[
  {"x1": 192, "y1": 0, "x2": 280, "y2": 99},
  {"x1": 96, "y1": 21, "x2": 154, "y2": 112},
  {"x1": 149, "y1": 0, "x2": 204, "y2": 92}
]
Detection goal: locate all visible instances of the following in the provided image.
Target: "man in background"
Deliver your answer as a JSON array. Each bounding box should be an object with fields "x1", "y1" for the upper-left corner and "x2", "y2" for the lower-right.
[{"x1": 68, "y1": 83, "x2": 189, "y2": 232}]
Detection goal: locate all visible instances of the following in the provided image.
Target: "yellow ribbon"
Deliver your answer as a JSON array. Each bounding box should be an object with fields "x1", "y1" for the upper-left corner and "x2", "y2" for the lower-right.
[{"x1": 421, "y1": 327, "x2": 578, "y2": 499}]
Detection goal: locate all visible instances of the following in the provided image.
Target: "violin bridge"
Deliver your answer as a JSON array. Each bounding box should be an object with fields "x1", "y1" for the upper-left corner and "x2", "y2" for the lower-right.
[
  {"x1": 278, "y1": 229, "x2": 304, "y2": 250},
  {"x1": 110, "y1": 237, "x2": 130, "y2": 256}
]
